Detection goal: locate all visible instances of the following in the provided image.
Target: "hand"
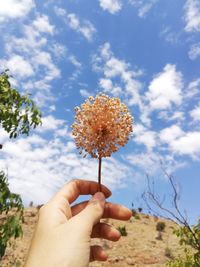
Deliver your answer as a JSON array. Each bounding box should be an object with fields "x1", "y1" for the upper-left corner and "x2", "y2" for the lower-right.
[{"x1": 25, "y1": 179, "x2": 132, "y2": 267}]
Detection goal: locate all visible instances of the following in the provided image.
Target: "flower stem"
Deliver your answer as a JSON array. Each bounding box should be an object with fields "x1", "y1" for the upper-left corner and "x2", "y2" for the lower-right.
[{"x1": 98, "y1": 157, "x2": 102, "y2": 192}]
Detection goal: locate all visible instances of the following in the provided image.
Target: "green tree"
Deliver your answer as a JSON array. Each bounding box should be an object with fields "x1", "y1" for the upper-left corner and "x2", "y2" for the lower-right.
[
  {"x1": 167, "y1": 223, "x2": 200, "y2": 267},
  {"x1": 0, "y1": 70, "x2": 42, "y2": 141},
  {"x1": 0, "y1": 70, "x2": 42, "y2": 260},
  {"x1": 0, "y1": 171, "x2": 23, "y2": 259}
]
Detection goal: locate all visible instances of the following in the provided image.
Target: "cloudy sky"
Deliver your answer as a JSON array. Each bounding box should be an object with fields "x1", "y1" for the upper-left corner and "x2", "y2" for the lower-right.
[{"x1": 0, "y1": 0, "x2": 200, "y2": 224}]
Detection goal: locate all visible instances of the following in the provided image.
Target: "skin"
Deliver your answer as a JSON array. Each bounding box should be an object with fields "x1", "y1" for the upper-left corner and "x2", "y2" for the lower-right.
[{"x1": 25, "y1": 179, "x2": 132, "y2": 267}]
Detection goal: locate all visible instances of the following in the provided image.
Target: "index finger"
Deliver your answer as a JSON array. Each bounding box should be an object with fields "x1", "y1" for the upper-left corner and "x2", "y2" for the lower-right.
[{"x1": 53, "y1": 179, "x2": 112, "y2": 204}]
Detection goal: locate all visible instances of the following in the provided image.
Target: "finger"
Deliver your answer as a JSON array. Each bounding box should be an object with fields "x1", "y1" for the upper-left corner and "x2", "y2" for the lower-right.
[
  {"x1": 73, "y1": 192, "x2": 105, "y2": 229},
  {"x1": 48, "y1": 180, "x2": 111, "y2": 220},
  {"x1": 71, "y1": 201, "x2": 132, "y2": 220},
  {"x1": 92, "y1": 222, "x2": 121, "y2": 241},
  {"x1": 90, "y1": 246, "x2": 107, "y2": 262},
  {"x1": 104, "y1": 202, "x2": 132, "y2": 220},
  {"x1": 52, "y1": 179, "x2": 111, "y2": 204}
]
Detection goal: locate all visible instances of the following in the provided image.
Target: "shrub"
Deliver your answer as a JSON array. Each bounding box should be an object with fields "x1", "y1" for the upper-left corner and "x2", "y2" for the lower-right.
[
  {"x1": 36, "y1": 204, "x2": 43, "y2": 210},
  {"x1": 174, "y1": 224, "x2": 200, "y2": 251},
  {"x1": 138, "y1": 207, "x2": 143, "y2": 213},
  {"x1": 6, "y1": 242, "x2": 22, "y2": 267},
  {"x1": 131, "y1": 209, "x2": 137, "y2": 216},
  {"x1": 29, "y1": 201, "x2": 34, "y2": 207},
  {"x1": 134, "y1": 214, "x2": 140, "y2": 220},
  {"x1": 156, "y1": 231, "x2": 163, "y2": 240},
  {"x1": 166, "y1": 224, "x2": 200, "y2": 267},
  {"x1": 165, "y1": 247, "x2": 173, "y2": 258},
  {"x1": 156, "y1": 221, "x2": 166, "y2": 232},
  {"x1": 117, "y1": 226, "x2": 128, "y2": 236},
  {"x1": 167, "y1": 249, "x2": 200, "y2": 267}
]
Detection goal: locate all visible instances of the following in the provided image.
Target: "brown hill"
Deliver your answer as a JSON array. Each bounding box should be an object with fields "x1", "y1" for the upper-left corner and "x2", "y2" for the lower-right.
[{"x1": 1, "y1": 207, "x2": 183, "y2": 267}]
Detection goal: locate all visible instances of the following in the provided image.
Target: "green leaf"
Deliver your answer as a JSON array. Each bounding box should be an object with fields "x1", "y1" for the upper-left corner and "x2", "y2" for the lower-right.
[{"x1": 0, "y1": 70, "x2": 42, "y2": 138}]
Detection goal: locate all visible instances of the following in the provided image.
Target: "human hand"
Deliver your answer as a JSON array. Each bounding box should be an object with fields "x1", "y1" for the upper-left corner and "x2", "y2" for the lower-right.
[{"x1": 25, "y1": 179, "x2": 132, "y2": 267}]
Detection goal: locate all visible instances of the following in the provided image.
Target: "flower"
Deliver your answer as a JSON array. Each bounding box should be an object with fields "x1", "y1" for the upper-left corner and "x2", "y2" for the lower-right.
[{"x1": 71, "y1": 94, "x2": 133, "y2": 159}]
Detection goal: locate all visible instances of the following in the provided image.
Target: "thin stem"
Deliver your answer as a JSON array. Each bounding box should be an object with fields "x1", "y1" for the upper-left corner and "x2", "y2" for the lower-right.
[{"x1": 98, "y1": 157, "x2": 102, "y2": 192}]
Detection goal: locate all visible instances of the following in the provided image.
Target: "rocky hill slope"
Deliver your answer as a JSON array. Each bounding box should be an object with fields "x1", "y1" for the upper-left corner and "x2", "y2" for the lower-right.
[{"x1": 1, "y1": 207, "x2": 183, "y2": 267}]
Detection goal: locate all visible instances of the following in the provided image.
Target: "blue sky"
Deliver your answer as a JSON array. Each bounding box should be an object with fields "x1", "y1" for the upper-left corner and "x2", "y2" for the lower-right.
[{"x1": 0, "y1": 0, "x2": 200, "y2": 224}]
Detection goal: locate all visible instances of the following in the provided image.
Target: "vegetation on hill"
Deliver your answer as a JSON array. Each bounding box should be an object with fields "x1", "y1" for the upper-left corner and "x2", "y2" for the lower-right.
[
  {"x1": 0, "y1": 171, "x2": 23, "y2": 259},
  {"x1": 142, "y1": 168, "x2": 200, "y2": 267},
  {"x1": 0, "y1": 70, "x2": 42, "y2": 260}
]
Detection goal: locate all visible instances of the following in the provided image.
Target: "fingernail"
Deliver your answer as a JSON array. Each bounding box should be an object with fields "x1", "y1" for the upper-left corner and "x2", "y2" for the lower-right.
[{"x1": 92, "y1": 192, "x2": 105, "y2": 202}]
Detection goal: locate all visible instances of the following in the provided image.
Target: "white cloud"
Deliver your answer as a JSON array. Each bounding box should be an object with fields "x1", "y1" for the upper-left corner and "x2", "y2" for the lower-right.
[
  {"x1": 24, "y1": 135, "x2": 46, "y2": 145},
  {"x1": 133, "y1": 124, "x2": 157, "y2": 150},
  {"x1": 33, "y1": 51, "x2": 60, "y2": 81},
  {"x1": 99, "y1": 78, "x2": 122, "y2": 95},
  {"x1": 146, "y1": 64, "x2": 183, "y2": 110},
  {"x1": 0, "y1": 0, "x2": 34, "y2": 22},
  {"x1": 126, "y1": 151, "x2": 185, "y2": 176},
  {"x1": 105, "y1": 57, "x2": 129, "y2": 77},
  {"x1": 99, "y1": 78, "x2": 113, "y2": 91},
  {"x1": 50, "y1": 43, "x2": 67, "y2": 59},
  {"x1": 98, "y1": 0, "x2": 122, "y2": 14},
  {"x1": 8, "y1": 13, "x2": 55, "y2": 54},
  {"x1": 5, "y1": 26, "x2": 47, "y2": 55},
  {"x1": 69, "y1": 55, "x2": 82, "y2": 68},
  {"x1": 0, "y1": 117, "x2": 72, "y2": 204},
  {"x1": 67, "y1": 13, "x2": 96, "y2": 41},
  {"x1": 36, "y1": 115, "x2": 66, "y2": 133},
  {"x1": 185, "y1": 78, "x2": 200, "y2": 98},
  {"x1": 100, "y1": 42, "x2": 111, "y2": 60},
  {"x1": 32, "y1": 15, "x2": 55, "y2": 35},
  {"x1": 190, "y1": 103, "x2": 200, "y2": 121},
  {"x1": 129, "y1": 1, "x2": 143, "y2": 6},
  {"x1": 33, "y1": 92, "x2": 56, "y2": 108},
  {"x1": 67, "y1": 55, "x2": 82, "y2": 82},
  {"x1": 160, "y1": 125, "x2": 200, "y2": 158},
  {"x1": 184, "y1": 0, "x2": 200, "y2": 32},
  {"x1": 80, "y1": 89, "x2": 92, "y2": 98},
  {"x1": 2, "y1": 14, "x2": 62, "y2": 109},
  {"x1": 158, "y1": 111, "x2": 185, "y2": 122},
  {"x1": 139, "y1": 107, "x2": 152, "y2": 126},
  {"x1": 55, "y1": 8, "x2": 96, "y2": 41},
  {"x1": 160, "y1": 27, "x2": 180, "y2": 44},
  {"x1": 160, "y1": 125, "x2": 184, "y2": 144},
  {"x1": 0, "y1": 128, "x2": 133, "y2": 205},
  {"x1": 129, "y1": 0, "x2": 157, "y2": 18},
  {"x1": 80, "y1": 23, "x2": 96, "y2": 41},
  {"x1": 170, "y1": 132, "x2": 200, "y2": 158},
  {"x1": 54, "y1": 7, "x2": 67, "y2": 17},
  {"x1": 188, "y1": 42, "x2": 200, "y2": 60},
  {"x1": 92, "y1": 43, "x2": 143, "y2": 107},
  {"x1": 138, "y1": 1, "x2": 157, "y2": 18},
  {"x1": 1, "y1": 55, "x2": 34, "y2": 78},
  {"x1": 67, "y1": 13, "x2": 79, "y2": 29},
  {"x1": 126, "y1": 151, "x2": 160, "y2": 174}
]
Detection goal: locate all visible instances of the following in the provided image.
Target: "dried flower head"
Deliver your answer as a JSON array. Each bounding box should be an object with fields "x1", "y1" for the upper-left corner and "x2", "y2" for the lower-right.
[{"x1": 71, "y1": 94, "x2": 133, "y2": 159}]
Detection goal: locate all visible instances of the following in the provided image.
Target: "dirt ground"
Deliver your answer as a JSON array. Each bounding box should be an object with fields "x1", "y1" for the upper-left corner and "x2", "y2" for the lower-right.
[{"x1": 1, "y1": 208, "x2": 183, "y2": 267}]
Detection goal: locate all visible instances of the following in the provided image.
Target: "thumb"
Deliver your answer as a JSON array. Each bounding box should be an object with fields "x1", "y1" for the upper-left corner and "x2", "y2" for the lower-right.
[{"x1": 76, "y1": 192, "x2": 105, "y2": 229}]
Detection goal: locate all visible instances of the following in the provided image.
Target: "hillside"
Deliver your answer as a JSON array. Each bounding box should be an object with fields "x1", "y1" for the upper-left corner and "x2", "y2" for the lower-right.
[{"x1": 1, "y1": 207, "x2": 183, "y2": 267}]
